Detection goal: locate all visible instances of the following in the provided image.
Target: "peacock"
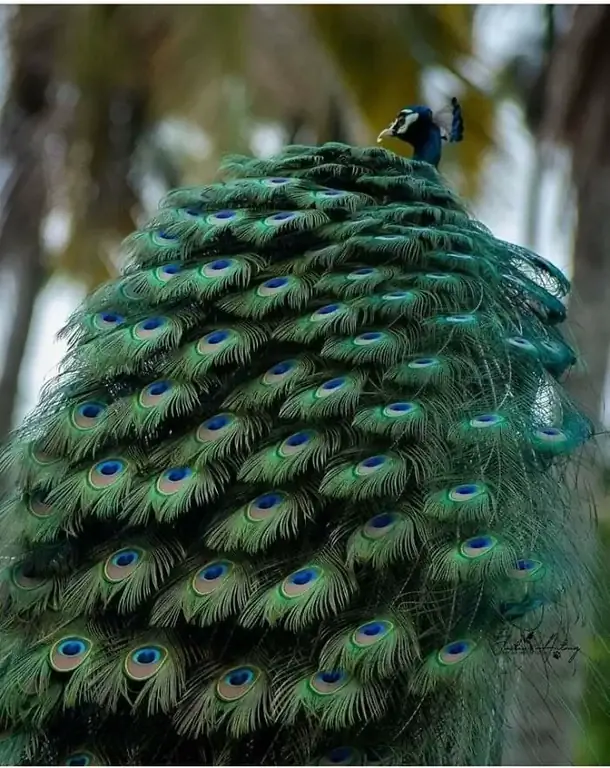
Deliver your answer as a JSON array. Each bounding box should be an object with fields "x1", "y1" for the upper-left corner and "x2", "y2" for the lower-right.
[{"x1": 0, "y1": 97, "x2": 592, "y2": 766}]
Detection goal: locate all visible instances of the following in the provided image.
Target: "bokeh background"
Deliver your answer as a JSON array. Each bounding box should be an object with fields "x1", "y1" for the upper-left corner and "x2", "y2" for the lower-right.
[{"x1": 0, "y1": 4, "x2": 608, "y2": 764}]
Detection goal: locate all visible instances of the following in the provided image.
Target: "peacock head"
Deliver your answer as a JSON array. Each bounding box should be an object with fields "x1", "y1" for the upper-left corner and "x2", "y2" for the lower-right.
[
  {"x1": 377, "y1": 105, "x2": 434, "y2": 146},
  {"x1": 377, "y1": 98, "x2": 463, "y2": 167}
]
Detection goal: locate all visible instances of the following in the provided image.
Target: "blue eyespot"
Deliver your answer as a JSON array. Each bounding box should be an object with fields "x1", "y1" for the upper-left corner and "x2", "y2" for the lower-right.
[
  {"x1": 263, "y1": 277, "x2": 289, "y2": 289},
  {"x1": 101, "y1": 311, "x2": 123, "y2": 324},
  {"x1": 166, "y1": 467, "x2": 190, "y2": 483},
  {"x1": 59, "y1": 639, "x2": 87, "y2": 657},
  {"x1": 360, "y1": 621, "x2": 384, "y2": 637},
  {"x1": 98, "y1": 460, "x2": 122, "y2": 476},
  {"x1": 445, "y1": 641, "x2": 468, "y2": 656},
  {"x1": 227, "y1": 668, "x2": 254, "y2": 687},
  {"x1": 206, "y1": 330, "x2": 230, "y2": 344},
  {"x1": 317, "y1": 304, "x2": 340, "y2": 315},
  {"x1": 286, "y1": 432, "x2": 310, "y2": 447},
  {"x1": 454, "y1": 484, "x2": 477, "y2": 496},
  {"x1": 133, "y1": 647, "x2": 161, "y2": 665},
  {"x1": 269, "y1": 177, "x2": 290, "y2": 184},
  {"x1": 321, "y1": 377, "x2": 345, "y2": 390},
  {"x1": 362, "y1": 455, "x2": 386, "y2": 468},
  {"x1": 201, "y1": 562, "x2": 229, "y2": 581},
  {"x1": 359, "y1": 332, "x2": 382, "y2": 341},
  {"x1": 370, "y1": 512, "x2": 394, "y2": 528},
  {"x1": 142, "y1": 317, "x2": 163, "y2": 331},
  {"x1": 467, "y1": 536, "x2": 492, "y2": 550},
  {"x1": 214, "y1": 210, "x2": 236, "y2": 220},
  {"x1": 79, "y1": 404, "x2": 103, "y2": 419},
  {"x1": 112, "y1": 550, "x2": 139, "y2": 568},
  {"x1": 204, "y1": 414, "x2": 232, "y2": 431},
  {"x1": 289, "y1": 568, "x2": 317, "y2": 586},
  {"x1": 255, "y1": 492, "x2": 283, "y2": 509},
  {"x1": 161, "y1": 264, "x2": 181, "y2": 275},
  {"x1": 148, "y1": 381, "x2": 170, "y2": 396},
  {"x1": 209, "y1": 259, "x2": 231, "y2": 270},
  {"x1": 270, "y1": 212, "x2": 295, "y2": 221},
  {"x1": 352, "y1": 268, "x2": 374, "y2": 275},
  {"x1": 269, "y1": 361, "x2": 293, "y2": 375},
  {"x1": 157, "y1": 230, "x2": 177, "y2": 241}
]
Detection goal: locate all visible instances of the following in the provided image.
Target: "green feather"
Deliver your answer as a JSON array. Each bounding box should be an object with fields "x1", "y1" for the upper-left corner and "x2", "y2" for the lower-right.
[
  {"x1": 126, "y1": 464, "x2": 230, "y2": 525},
  {"x1": 237, "y1": 427, "x2": 344, "y2": 484},
  {"x1": 151, "y1": 557, "x2": 256, "y2": 628},
  {"x1": 61, "y1": 537, "x2": 185, "y2": 616},
  {"x1": 428, "y1": 534, "x2": 517, "y2": 582},
  {"x1": 175, "y1": 660, "x2": 271, "y2": 739},
  {"x1": 279, "y1": 372, "x2": 366, "y2": 421},
  {"x1": 162, "y1": 324, "x2": 268, "y2": 382},
  {"x1": 217, "y1": 274, "x2": 316, "y2": 318},
  {"x1": 320, "y1": 452, "x2": 415, "y2": 500},
  {"x1": 273, "y1": 302, "x2": 361, "y2": 344},
  {"x1": 240, "y1": 556, "x2": 357, "y2": 631},
  {"x1": 410, "y1": 639, "x2": 495, "y2": 696},
  {"x1": 205, "y1": 488, "x2": 316, "y2": 553},
  {"x1": 222, "y1": 356, "x2": 318, "y2": 410},
  {"x1": 278, "y1": 667, "x2": 387, "y2": 730},
  {"x1": 321, "y1": 329, "x2": 413, "y2": 366},
  {"x1": 346, "y1": 507, "x2": 424, "y2": 568},
  {"x1": 318, "y1": 611, "x2": 418, "y2": 682},
  {"x1": 423, "y1": 481, "x2": 494, "y2": 522}
]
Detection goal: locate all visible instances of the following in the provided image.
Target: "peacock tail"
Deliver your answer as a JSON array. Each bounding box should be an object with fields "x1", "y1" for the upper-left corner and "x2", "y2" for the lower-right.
[{"x1": 0, "y1": 139, "x2": 592, "y2": 766}]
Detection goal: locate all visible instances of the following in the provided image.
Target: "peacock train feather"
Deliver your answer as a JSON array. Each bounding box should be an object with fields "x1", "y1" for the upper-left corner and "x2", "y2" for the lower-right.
[{"x1": 0, "y1": 98, "x2": 593, "y2": 766}]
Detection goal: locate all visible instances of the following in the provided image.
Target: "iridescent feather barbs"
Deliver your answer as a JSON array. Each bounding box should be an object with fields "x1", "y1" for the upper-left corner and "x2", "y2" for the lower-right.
[{"x1": 0, "y1": 101, "x2": 591, "y2": 767}]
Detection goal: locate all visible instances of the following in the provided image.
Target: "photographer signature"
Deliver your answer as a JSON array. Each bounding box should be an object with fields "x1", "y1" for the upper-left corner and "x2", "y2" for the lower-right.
[{"x1": 492, "y1": 630, "x2": 580, "y2": 664}]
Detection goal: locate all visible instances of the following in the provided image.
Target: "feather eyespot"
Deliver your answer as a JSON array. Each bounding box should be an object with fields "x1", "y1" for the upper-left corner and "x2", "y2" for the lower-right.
[
  {"x1": 315, "y1": 376, "x2": 347, "y2": 397},
  {"x1": 444, "y1": 314, "x2": 476, "y2": 324},
  {"x1": 216, "y1": 665, "x2": 261, "y2": 701},
  {"x1": 197, "y1": 329, "x2": 232, "y2": 354},
  {"x1": 201, "y1": 258, "x2": 236, "y2": 277},
  {"x1": 257, "y1": 276, "x2": 291, "y2": 297},
  {"x1": 469, "y1": 413, "x2": 505, "y2": 428},
  {"x1": 382, "y1": 289, "x2": 414, "y2": 301},
  {"x1": 49, "y1": 636, "x2": 92, "y2": 672},
  {"x1": 71, "y1": 402, "x2": 106, "y2": 430},
  {"x1": 355, "y1": 455, "x2": 390, "y2": 476},
  {"x1": 363, "y1": 512, "x2": 397, "y2": 539},
  {"x1": 408, "y1": 356, "x2": 439, "y2": 368},
  {"x1": 63, "y1": 752, "x2": 97, "y2": 766},
  {"x1": 263, "y1": 177, "x2": 291, "y2": 186},
  {"x1": 309, "y1": 669, "x2": 349, "y2": 695},
  {"x1": 124, "y1": 644, "x2": 167, "y2": 681},
  {"x1": 196, "y1": 412, "x2": 235, "y2": 442},
  {"x1": 311, "y1": 303, "x2": 347, "y2": 320},
  {"x1": 438, "y1": 639, "x2": 475, "y2": 665},
  {"x1": 156, "y1": 230, "x2": 178, "y2": 241},
  {"x1": 460, "y1": 535, "x2": 497, "y2": 559},
  {"x1": 534, "y1": 426, "x2": 566, "y2": 442},
  {"x1": 11, "y1": 562, "x2": 44, "y2": 591},
  {"x1": 138, "y1": 379, "x2": 173, "y2": 408},
  {"x1": 353, "y1": 331, "x2": 384, "y2": 345},
  {"x1": 156, "y1": 467, "x2": 193, "y2": 495},
  {"x1": 383, "y1": 401, "x2": 416, "y2": 417},
  {"x1": 88, "y1": 459, "x2": 126, "y2": 489},
  {"x1": 507, "y1": 335, "x2": 537, "y2": 352},
  {"x1": 317, "y1": 188, "x2": 345, "y2": 198},
  {"x1": 27, "y1": 491, "x2": 53, "y2": 519},
  {"x1": 319, "y1": 746, "x2": 362, "y2": 765},
  {"x1": 207, "y1": 210, "x2": 238, "y2": 224},
  {"x1": 509, "y1": 558, "x2": 544, "y2": 580},
  {"x1": 347, "y1": 267, "x2": 377, "y2": 280},
  {"x1": 155, "y1": 263, "x2": 182, "y2": 282},
  {"x1": 281, "y1": 566, "x2": 321, "y2": 598},
  {"x1": 192, "y1": 560, "x2": 233, "y2": 595},
  {"x1": 352, "y1": 619, "x2": 394, "y2": 647},
  {"x1": 104, "y1": 547, "x2": 144, "y2": 583},
  {"x1": 448, "y1": 482, "x2": 485, "y2": 502},
  {"x1": 262, "y1": 359, "x2": 298, "y2": 385},
  {"x1": 93, "y1": 311, "x2": 124, "y2": 331},
  {"x1": 247, "y1": 492, "x2": 285, "y2": 521},
  {"x1": 265, "y1": 211, "x2": 298, "y2": 225},
  {"x1": 277, "y1": 430, "x2": 314, "y2": 457},
  {"x1": 132, "y1": 316, "x2": 168, "y2": 341}
]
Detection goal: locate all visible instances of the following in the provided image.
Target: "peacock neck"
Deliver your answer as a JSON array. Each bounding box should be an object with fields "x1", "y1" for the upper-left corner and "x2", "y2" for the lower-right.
[{"x1": 412, "y1": 125, "x2": 442, "y2": 167}]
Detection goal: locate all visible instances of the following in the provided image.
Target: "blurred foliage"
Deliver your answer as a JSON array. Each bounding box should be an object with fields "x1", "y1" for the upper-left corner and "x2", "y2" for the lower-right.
[{"x1": 9, "y1": 4, "x2": 497, "y2": 289}]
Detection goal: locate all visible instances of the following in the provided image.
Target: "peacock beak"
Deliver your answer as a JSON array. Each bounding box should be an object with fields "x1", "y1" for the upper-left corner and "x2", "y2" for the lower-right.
[{"x1": 376, "y1": 111, "x2": 419, "y2": 143}]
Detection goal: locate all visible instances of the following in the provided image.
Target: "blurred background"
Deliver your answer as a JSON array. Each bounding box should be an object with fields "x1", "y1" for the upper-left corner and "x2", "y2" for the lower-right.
[{"x1": 0, "y1": 4, "x2": 608, "y2": 764}]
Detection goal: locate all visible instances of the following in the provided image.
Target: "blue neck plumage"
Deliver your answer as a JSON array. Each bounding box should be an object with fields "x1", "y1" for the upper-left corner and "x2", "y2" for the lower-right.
[{"x1": 412, "y1": 125, "x2": 442, "y2": 167}]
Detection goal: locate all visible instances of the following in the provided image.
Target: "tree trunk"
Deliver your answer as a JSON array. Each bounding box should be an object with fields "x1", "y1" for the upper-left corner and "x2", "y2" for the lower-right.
[{"x1": 0, "y1": 7, "x2": 59, "y2": 439}]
